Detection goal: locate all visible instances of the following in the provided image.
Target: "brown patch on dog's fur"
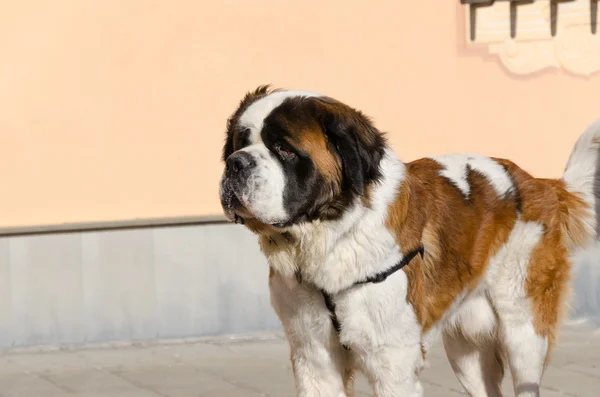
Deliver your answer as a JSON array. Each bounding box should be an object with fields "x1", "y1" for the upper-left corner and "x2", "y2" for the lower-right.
[
  {"x1": 262, "y1": 94, "x2": 385, "y2": 222},
  {"x1": 274, "y1": 113, "x2": 342, "y2": 183},
  {"x1": 387, "y1": 159, "x2": 518, "y2": 332},
  {"x1": 546, "y1": 179, "x2": 592, "y2": 249},
  {"x1": 390, "y1": 157, "x2": 585, "y2": 349},
  {"x1": 309, "y1": 96, "x2": 387, "y2": 193},
  {"x1": 496, "y1": 160, "x2": 583, "y2": 351},
  {"x1": 385, "y1": 155, "x2": 588, "y2": 347},
  {"x1": 526, "y1": 233, "x2": 570, "y2": 357}
]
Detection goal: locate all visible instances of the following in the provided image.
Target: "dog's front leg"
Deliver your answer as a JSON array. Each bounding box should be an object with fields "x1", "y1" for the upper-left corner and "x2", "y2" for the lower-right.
[
  {"x1": 358, "y1": 344, "x2": 424, "y2": 397},
  {"x1": 335, "y1": 277, "x2": 424, "y2": 397},
  {"x1": 289, "y1": 342, "x2": 352, "y2": 397},
  {"x1": 270, "y1": 271, "x2": 351, "y2": 397}
]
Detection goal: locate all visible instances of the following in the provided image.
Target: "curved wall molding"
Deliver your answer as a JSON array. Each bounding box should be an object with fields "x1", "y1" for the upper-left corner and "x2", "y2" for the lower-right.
[{"x1": 465, "y1": 0, "x2": 600, "y2": 76}]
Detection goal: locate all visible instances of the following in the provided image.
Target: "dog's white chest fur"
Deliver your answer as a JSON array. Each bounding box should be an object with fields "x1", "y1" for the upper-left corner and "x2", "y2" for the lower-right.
[{"x1": 260, "y1": 150, "x2": 407, "y2": 294}]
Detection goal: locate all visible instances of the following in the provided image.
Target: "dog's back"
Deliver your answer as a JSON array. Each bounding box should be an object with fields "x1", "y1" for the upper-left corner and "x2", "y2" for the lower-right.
[{"x1": 387, "y1": 123, "x2": 599, "y2": 397}]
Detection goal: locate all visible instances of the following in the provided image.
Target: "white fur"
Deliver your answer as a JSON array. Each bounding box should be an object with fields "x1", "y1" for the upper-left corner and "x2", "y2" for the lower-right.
[
  {"x1": 335, "y1": 277, "x2": 423, "y2": 396},
  {"x1": 237, "y1": 143, "x2": 289, "y2": 223},
  {"x1": 239, "y1": 90, "x2": 321, "y2": 141},
  {"x1": 430, "y1": 154, "x2": 471, "y2": 196},
  {"x1": 445, "y1": 290, "x2": 496, "y2": 341},
  {"x1": 267, "y1": 150, "x2": 425, "y2": 396},
  {"x1": 221, "y1": 90, "x2": 322, "y2": 225},
  {"x1": 269, "y1": 271, "x2": 349, "y2": 397},
  {"x1": 430, "y1": 154, "x2": 514, "y2": 198},
  {"x1": 486, "y1": 220, "x2": 548, "y2": 397},
  {"x1": 428, "y1": 220, "x2": 547, "y2": 397},
  {"x1": 263, "y1": 150, "x2": 407, "y2": 292},
  {"x1": 563, "y1": 118, "x2": 600, "y2": 238},
  {"x1": 442, "y1": 330, "x2": 504, "y2": 397}
]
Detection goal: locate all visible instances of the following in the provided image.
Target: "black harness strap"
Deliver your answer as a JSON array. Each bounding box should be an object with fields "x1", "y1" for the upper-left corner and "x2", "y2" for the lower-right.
[
  {"x1": 321, "y1": 290, "x2": 350, "y2": 350},
  {"x1": 353, "y1": 245, "x2": 425, "y2": 285},
  {"x1": 322, "y1": 292, "x2": 342, "y2": 333},
  {"x1": 320, "y1": 245, "x2": 424, "y2": 350}
]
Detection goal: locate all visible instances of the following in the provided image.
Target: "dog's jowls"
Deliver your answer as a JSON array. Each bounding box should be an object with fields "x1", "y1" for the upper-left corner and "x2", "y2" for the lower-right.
[{"x1": 219, "y1": 86, "x2": 600, "y2": 397}]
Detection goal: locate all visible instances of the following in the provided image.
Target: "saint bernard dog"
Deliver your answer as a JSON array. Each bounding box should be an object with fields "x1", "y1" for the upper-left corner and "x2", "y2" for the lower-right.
[{"x1": 219, "y1": 86, "x2": 600, "y2": 397}]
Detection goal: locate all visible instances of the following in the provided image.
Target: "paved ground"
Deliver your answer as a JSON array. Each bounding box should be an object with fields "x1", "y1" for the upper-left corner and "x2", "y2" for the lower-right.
[{"x1": 0, "y1": 324, "x2": 598, "y2": 397}]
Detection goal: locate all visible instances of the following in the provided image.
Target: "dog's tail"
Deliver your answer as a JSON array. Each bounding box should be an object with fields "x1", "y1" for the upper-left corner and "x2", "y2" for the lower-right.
[{"x1": 560, "y1": 119, "x2": 600, "y2": 249}]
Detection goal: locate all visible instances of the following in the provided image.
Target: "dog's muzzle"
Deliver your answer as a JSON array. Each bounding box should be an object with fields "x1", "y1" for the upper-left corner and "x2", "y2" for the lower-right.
[{"x1": 220, "y1": 151, "x2": 257, "y2": 220}]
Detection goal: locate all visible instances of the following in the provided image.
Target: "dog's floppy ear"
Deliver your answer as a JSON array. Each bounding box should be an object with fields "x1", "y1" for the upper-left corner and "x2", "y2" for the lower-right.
[{"x1": 311, "y1": 97, "x2": 387, "y2": 195}]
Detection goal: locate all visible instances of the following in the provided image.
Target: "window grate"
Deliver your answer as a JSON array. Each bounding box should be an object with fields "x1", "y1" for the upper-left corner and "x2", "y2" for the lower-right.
[{"x1": 461, "y1": 0, "x2": 598, "y2": 40}]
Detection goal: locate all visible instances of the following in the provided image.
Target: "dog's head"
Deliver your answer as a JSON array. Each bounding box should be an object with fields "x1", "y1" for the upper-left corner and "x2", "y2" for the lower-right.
[{"x1": 219, "y1": 86, "x2": 387, "y2": 233}]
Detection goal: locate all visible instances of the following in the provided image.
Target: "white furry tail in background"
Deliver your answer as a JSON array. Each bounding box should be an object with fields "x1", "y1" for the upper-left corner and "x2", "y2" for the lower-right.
[
  {"x1": 563, "y1": 118, "x2": 600, "y2": 240},
  {"x1": 563, "y1": 119, "x2": 600, "y2": 328}
]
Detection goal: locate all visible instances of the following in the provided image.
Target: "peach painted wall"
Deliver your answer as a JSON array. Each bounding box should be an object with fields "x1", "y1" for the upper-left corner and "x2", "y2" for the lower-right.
[{"x1": 1, "y1": 1, "x2": 599, "y2": 228}]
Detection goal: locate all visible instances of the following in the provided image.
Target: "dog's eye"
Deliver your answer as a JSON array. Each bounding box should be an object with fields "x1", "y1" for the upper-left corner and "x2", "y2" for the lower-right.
[{"x1": 274, "y1": 143, "x2": 296, "y2": 161}]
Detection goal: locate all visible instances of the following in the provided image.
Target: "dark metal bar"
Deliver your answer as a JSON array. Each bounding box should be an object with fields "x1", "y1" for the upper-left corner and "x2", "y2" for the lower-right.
[
  {"x1": 551, "y1": 0, "x2": 558, "y2": 36},
  {"x1": 502, "y1": 1, "x2": 534, "y2": 38},
  {"x1": 470, "y1": 3, "x2": 477, "y2": 40},
  {"x1": 551, "y1": 0, "x2": 577, "y2": 37},
  {"x1": 510, "y1": 1, "x2": 518, "y2": 37},
  {"x1": 461, "y1": 0, "x2": 495, "y2": 41},
  {"x1": 461, "y1": 0, "x2": 590, "y2": 40},
  {"x1": 592, "y1": 0, "x2": 598, "y2": 34}
]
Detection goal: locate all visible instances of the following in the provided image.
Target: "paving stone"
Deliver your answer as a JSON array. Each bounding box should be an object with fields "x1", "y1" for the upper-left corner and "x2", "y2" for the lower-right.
[
  {"x1": 0, "y1": 325, "x2": 597, "y2": 397},
  {"x1": 117, "y1": 365, "x2": 258, "y2": 397},
  {"x1": 0, "y1": 372, "x2": 70, "y2": 397},
  {"x1": 81, "y1": 393, "x2": 161, "y2": 397}
]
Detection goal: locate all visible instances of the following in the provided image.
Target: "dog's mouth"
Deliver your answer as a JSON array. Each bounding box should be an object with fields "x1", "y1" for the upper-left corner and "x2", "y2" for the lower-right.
[
  {"x1": 220, "y1": 180, "x2": 261, "y2": 225},
  {"x1": 232, "y1": 211, "x2": 289, "y2": 229},
  {"x1": 231, "y1": 207, "x2": 256, "y2": 225},
  {"x1": 222, "y1": 191, "x2": 253, "y2": 224},
  {"x1": 220, "y1": 178, "x2": 290, "y2": 229},
  {"x1": 233, "y1": 214, "x2": 245, "y2": 225}
]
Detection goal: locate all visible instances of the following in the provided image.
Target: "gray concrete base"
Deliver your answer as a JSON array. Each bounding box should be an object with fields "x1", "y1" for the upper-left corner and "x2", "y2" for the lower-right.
[
  {"x1": 0, "y1": 221, "x2": 598, "y2": 350},
  {"x1": 0, "y1": 223, "x2": 281, "y2": 349}
]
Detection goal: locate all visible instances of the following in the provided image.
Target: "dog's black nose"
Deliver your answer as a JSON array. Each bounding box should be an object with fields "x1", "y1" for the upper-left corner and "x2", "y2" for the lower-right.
[{"x1": 226, "y1": 151, "x2": 256, "y2": 174}]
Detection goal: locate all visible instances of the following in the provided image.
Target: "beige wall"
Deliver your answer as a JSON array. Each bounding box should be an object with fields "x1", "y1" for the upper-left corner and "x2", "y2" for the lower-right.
[{"x1": 1, "y1": 1, "x2": 599, "y2": 228}]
